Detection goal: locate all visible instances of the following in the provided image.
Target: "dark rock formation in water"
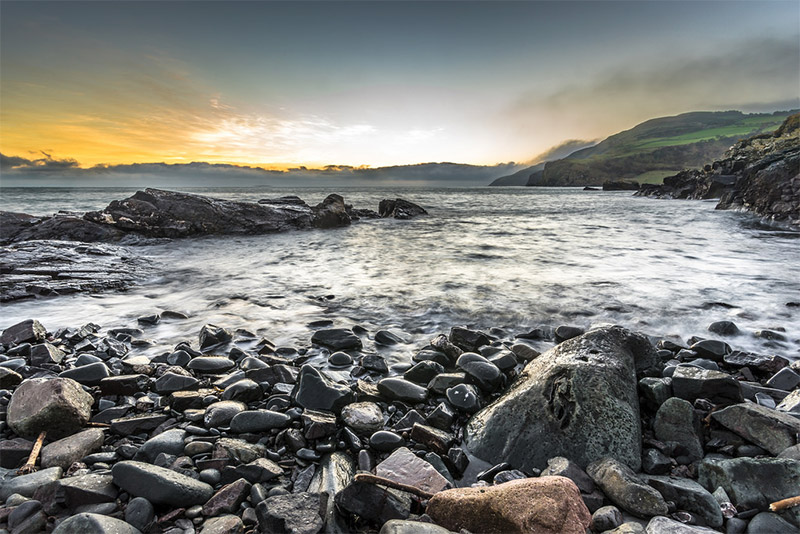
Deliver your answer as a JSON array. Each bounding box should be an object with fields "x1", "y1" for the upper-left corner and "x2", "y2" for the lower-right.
[
  {"x1": 464, "y1": 326, "x2": 660, "y2": 472},
  {"x1": 1, "y1": 189, "x2": 427, "y2": 245},
  {"x1": 637, "y1": 113, "x2": 800, "y2": 228},
  {"x1": 602, "y1": 181, "x2": 639, "y2": 191}
]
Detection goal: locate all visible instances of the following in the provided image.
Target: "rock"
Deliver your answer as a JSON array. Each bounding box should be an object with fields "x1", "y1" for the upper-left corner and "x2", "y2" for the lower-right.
[
  {"x1": 375, "y1": 330, "x2": 407, "y2": 345},
  {"x1": 199, "y1": 324, "x2": 232, "y2": 350},
  {"x1": 0, "y1": 467, "x2": 63, "y2": 501},
  {"x1": 539, "y1": 456, "x2": 595, "y2": 494},
  {"x1": 0, "y1": 438, "x2": 33, "y2": 469},
  {"x1": 427, "y1": 372, "x2": 467, "y2": 395},
  {"x1": 754, "y1": 329, "x2": 787, "y2": 341},
  {"x1": 592, "y1": 506, "x2": 623, "y2": 532},
  {"x1": 307, "y1": 451, "x2": 355, "y2": 532},
  {"x1": 711, "y1": 403, "x2": 800, "y2": 455},
  {"x1": 7, "y1": 500, "x2": 42, "y2": 531},
  {"x1": 644, "y1": 516, "x2": 721, "y2": 533},
  {"x1": 689, "y1": 339, "x2": 731, "y2": 361},
  {"x1": 203, "y1": 478, "x2": 251, "y2": 516},
  {"x1": 379, "y1": 520, "x2": 452, "y2": 534},
  {"x1": 642, "y1": 475, "x2": 722, "y2": 527},
  {"x1": 778, "y1": 390, "x2": 800, "y2": 413},
  {"x1": 52, "y1": 513, "x2": 142, "y2": 534},
  {"x1": 1, "y1": 319, "x2": 46, "y2": 346},
  {"x1": 293, "y1": 365, "x2": 355, "y2": 412},
  {"x1": 230, "y1": 410, "x2": 291, "y2": 433},
  {"x1": 110, "y1": 413, "x2": 169, "y2": 435},
  {"x1": 446, "y1": 384, "x2": 481, "y2": 413},
  {"x1": 124, "y1": 497, "x2": 154, "y2": 533},
  {"x1": 335, "y1": 480, "x2": 411, "y2": 525},
  {"x1": 375, "y1": 447, "x2": 450, "y2": 494},
  {"x1": 341, "y1": 402, "x2": 384, "y2": 434},
  {"x1": 311, "y1": 328, "x2": 362, "y2": 351},
  {"x1": 404, "y1": 361, "x2": 444, "y2": 384},
  {"x1": 111, "y1": 460, "x2": 214, "y2": 507},
  {"x1": 369, "y1": 430, "x2": 405, "y2": 452},
  {"x1": 47, "y1": 473, "x2": 118, "y2": 507},
  {"x1": 41, "y1": 428, "x2": 105, "y2": 469},
  {"x1": 59, "y1": 361, "x2": 110, "y2": 386},
  {"x1": 638, "y1": 377, "x2": 672, "y2": 407},
  {"x1": 378, "y1": 198, "x2": 427, "y2": 219},
  {"x1": 426, "y1": 476, "x2": 591, "y2": 534},
  {"x1": 641, "y1": 449, "x2": 672, "y2": 475},
  {"x1": 313, "y1": 193, "x2": 351, "y2": 228},
  {"x1": 256, "y1": 492, "x2": 326, "y2": 534},
  {"x1": 133, "y1": 428, "x2": 186, "y2": 463},
  {"x1": 766, "y1": 368, "x2": 800, "y2": 391},
  {"x1": 99, "y1": 374, "x2": 149, "y2": 396},
  {"x1": 724, "y1": 351, "x2": 789, "y2": 374},
  {"x1": 456, "y1": 352, "x2": 503, "y2": 391},
  {"x1": 586, "y1": 457, "x2": 669, "y2": 518},
  {"x1": 653, "y1": 397, "x2": 704, "y2": 461},
  {"x1": 465, "y1": 327, "x2": 657, "y2": 472},
  {"x1": 603, "y1": 181, "x2": 640, "y2": 191},
  {"x1": 215, "y1": 437, "x2": 266, "y2": 464},
  {"x1": 697, "y1": 457, "x2": 800, "y2": 526},
  {"x1": 0, "y1": 367, "x2": 23, "y2": 389},
  {"x1": 377, "y1": 377, "x2": 428, "y2": 403},
  {"x1": 448, "y1": 326, "x2": 490, "y2": 352},
  {"x1": 606, "y1": 522, "x2": 647, "y2": 534},
  {"x1": 328, "y1": 351, "x2": 352, "y2": 366},
  {"x1": 202, "y1": 515, "x2": 245, "y2": 534},
  {"x1": 155, "y1": 372, "x2": 199, "y2": 393},
  {"x1": 235, "y1": 457, "x2": 283, "y2": 483},
  {"x1": 188, "y1": 356, "x2": 235, "y2": 373},
  {"x1": 205, "y1": 400, "x2": 247, "y2": 428},
  {"x1": 8, "y1": 377, "x2": 94, "y2": 440},
  {"x1": 222, "y1": 378, "x2": 262, "y2": 403},
  {"x1": 29, "y1": 342, "x2": 65, "y2": 366},
  {"x1": 555, "y1": 325, "x2": 585, "y2": 342},
  {"x1": 745, "y1": 512, "x2": 797, "y2": 534},
  {"x1": 671, "y1": 365, "x2": 743, "y2": 405},
  {"x1": 410, "y1": 423, "x2": 454, "y2": 455},
  {"x1": 708, "y1": 321, "x2": 739, "y2": 336}
]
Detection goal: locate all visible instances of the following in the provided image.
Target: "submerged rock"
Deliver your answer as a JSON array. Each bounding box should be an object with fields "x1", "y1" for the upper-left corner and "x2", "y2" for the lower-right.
[
  {"x1": 465, "y1": 327, "x2": 659, "y2": 472},
  {"x1": 426, "y1": 476, "x2": 591, "y2": 534}
]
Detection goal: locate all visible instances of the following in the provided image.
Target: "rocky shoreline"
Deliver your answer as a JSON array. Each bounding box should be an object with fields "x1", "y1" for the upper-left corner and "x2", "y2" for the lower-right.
[
  {"x1": 1, "y1": 315, "x2": 798, "y2": 534},
  {"x1": 0, "y1": 190, "x2": 427, "y2": 303},
  {"x1": 636, "y1": 113, "x2": 799, "y2": 229}
]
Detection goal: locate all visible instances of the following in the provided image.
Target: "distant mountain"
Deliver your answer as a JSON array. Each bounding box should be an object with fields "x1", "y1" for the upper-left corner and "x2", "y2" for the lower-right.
[
  {"x1": 489, "y1": 163, "x2": 545, "y2": 186},
  {"x1": 523, "y1": 110, "x2": 797, "y2": 187},
  {"x1": 489, "y1": 139, "x2": 595, "y2": 186}
]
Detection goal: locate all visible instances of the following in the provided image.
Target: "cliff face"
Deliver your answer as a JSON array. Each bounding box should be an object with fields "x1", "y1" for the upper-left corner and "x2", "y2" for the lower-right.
[{"x1": 638, "y1": 114, "x2": 800, "y2": 228}]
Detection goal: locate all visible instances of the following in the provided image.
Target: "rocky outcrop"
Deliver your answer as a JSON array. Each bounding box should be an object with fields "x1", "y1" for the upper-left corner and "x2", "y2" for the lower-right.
[
  {"x1": 637, "y1": 113, "x2": 800, "y2": 228},
  {"x1": 464, "y1": 326, "x2": 660, "y2": 472},
  {"x1": 378, "y1": 198, "x2": 427, "y2": 219},
  {"x1": 603, "y1": 181, "x2": 639, "y2": 191}
]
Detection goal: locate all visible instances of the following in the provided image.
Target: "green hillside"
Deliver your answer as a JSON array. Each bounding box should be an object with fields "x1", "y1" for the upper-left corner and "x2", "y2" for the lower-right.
[{"x1": 528, "y1": 110, "x2": 795, "y2": 186}]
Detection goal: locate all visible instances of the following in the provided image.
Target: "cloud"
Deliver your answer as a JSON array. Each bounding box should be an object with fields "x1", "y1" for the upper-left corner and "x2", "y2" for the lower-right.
[
  {"x1": 0, "y1": 152, "x2": 79, "y2": 172},
  {"x1": 508, "y1": 36, "x2": 800, "y2": 142},
  {"x1": 528, "y1": 139, "x2": 596, "y2": 165}
]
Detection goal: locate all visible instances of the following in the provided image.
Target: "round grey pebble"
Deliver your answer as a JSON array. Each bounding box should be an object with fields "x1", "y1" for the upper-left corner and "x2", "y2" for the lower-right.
[{"x1": 199, "y1": 468, "x2": 221, "y2": 485}]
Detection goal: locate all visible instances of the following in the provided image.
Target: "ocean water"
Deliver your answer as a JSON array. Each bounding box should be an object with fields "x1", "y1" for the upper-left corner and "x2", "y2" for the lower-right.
[{"x1": 2, "y1": 186, "x2": 799, "y2": 364}]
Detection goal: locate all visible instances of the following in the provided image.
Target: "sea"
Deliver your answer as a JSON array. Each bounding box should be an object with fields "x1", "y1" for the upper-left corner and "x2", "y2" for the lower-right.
[{"x1": 2, "y1": 186, "x2": 799, "y2": 366}]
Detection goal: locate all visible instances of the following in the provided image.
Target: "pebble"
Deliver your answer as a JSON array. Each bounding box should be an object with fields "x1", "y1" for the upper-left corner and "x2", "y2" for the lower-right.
[
  {"x1": 446, "y1": 384, "x2": 481, "y2": 413},
  {"x1": 369, "y1": 430, "x2": 405, "y2": 452}
]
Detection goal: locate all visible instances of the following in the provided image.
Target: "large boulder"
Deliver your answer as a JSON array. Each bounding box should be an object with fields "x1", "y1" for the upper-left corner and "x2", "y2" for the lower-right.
[
  {"x1": 0, "y1": 319, "x2": 46, "y2": 346},
  {"x1": 7, "y1": 377, "x2": 94, "y2": 440},
  {"x1": 312, "y1": 194, "x2": 351, "y2": 228},
  {"x1": 111, "y1": 461, "x2": 214, "y2": 507},
  {"x1": 426, "y1": 476, "x2": 591, "y2": 534},
  {"x1": 465, "y1": 327, "x2": 659, "y2": 471}
]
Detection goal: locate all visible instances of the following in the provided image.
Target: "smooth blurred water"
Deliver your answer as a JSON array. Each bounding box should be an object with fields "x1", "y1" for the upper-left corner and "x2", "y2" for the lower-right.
[{"x1": 2, "y1": 186, "x2": 799, "y2": 363}]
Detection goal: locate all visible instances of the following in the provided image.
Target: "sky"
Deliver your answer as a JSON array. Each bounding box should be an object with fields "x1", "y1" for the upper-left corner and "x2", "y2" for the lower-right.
[{"x1": 1, "y1": 0, "x2": 798, "y2": 179}]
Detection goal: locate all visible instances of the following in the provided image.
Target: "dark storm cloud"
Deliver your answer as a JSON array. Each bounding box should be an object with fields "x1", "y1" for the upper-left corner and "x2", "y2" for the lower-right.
[{"x1": 1, "y1": 152, "x2": 80, "y2": 172}]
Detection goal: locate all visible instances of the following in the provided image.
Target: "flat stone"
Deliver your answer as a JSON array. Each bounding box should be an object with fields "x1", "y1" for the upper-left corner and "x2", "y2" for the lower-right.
[
  {"x1": 204, "y1": 400, "x2": 247, "y2": 428},
  {"x1": 653, "y1": 397, "x2": 703, "y2": 461},
  {"x1": 59, "y1": 362, "x2": 110, "y2": 386},
  {"x1": 427, "y1": 372, "x2": 467, "y2": 395},
  {"x1": 335, "y1": 480, "x2": 411, "y2": 525},
  {"x1": 645, "y1": 516, "x2": 721, "y2": 534},
  {"x1": 426, "y1": 476, "x2": 591, "y2": 534},
  {"x1": 711, "y1": 403, "x2": 800, "y2": 455},
  {"x1": 0, "y1": 467, "x2": 63, "y2": 501},
  {"x1": 188, "y1": 356, "x2": 235, "y2": 373},
  {"x1": 642, "y1": 475, "x2": 722, "y2": 528},
  {"x1": 234, "y1": 458, "x2": 283, "y2": 484},
  {"x1": 99, "y1": 374, "x2": 150, "y2": 396},
  {"x1": 7, "y1": 377, "x2": 94, "y2": 440},
  {"x1": 201, "y1": 515, "x2": 245, "y2": 534},
  {"x1": 203, "y1": 477, "x2": 251, "y2": 517},
  {"x1": 51, "y1": 473, "x2": 118, "y2": 506},
  {"x1": 375, "y1": 447, "x2": 450, "y2": 494},
  {"x1": 41, "y1": 428, "x2": 105, "y2": 469},
  {"x1": 341, "y1": 402, "x2": 384, "y2": 434},
  {"x1": 586, "y1": 457, "x2": 668, "y2": 518},
  {"x1": 1, "y1": 319, "x2": 46, "y2": 346},
  {"x1": 671, "y1": 365, "x2": 743, "y2": 405},
  {"x1": 112, "y1": 460, "x2": 214, "y2": 507},
  {"x1": 214, "y1": 438, "x2": 266, "y2": 464},
  {"x1": 230, "y1": 409, "x2": 291, "y2": 433},
  {"x1": 766, "y1": 368, "x2": 800, "y2": 391},
  {"x1": 52, "y1": 512, "x2": 142, "y2": 534},
  {"x1": 377, "y1": 377, "x2": 428, "y2": 403},
  {"x1": 155, "y1": 372, "x2": 199, "y2": 393},
  {"x1": 466, "y1": 327, "x2": 658, "y2": 472},
  {"x1": 311, "y1": 328, "x2": 362, "y2": 351},
  {"x1": 723, "y1": 351, "x2": 788, "y2": 374},
  {"x1": 110, "y1": 413, "x2": 169, "y2": 435},
  {"x1": 256, "y1": 492, "x2": 326, "y2": 534}
]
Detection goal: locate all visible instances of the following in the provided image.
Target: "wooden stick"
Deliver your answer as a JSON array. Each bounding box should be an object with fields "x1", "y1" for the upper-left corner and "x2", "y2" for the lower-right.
[
  {"x1": 770, "y1": 495, "x2": 800, "y2": 512},
  {"x1": 17, "y1": 431, "x2": 47, "y2": 475},
  {"x1": 353, "y1": 473, "x2": 436, "y2": 499}
]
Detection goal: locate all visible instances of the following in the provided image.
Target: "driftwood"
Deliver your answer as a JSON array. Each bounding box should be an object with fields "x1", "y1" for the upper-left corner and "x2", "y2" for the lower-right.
[
  {"x1": 353, "y1": 473, "x2": 436, "y2": 499},
  {"x1": 770, "y1": 495, "x2": 800, "y2": 512},
  {"x1": 17, "y1": 431, "x2": 46, "y2": 475}
]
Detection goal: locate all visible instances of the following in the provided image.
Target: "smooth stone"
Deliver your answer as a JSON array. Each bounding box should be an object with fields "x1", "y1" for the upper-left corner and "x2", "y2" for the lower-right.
[
  {"x1": 59, "y1": 362, "x2": 110, "y2": 386},
  {"x1": 328, "y1": 351, "x2": 353, "y2": 367},
  {"x1": 427, "y1": 372, "x2": 467, "y2": 395},
  {"x1": 409, "y1": 423, "x2": 454, "y2": 455},
  {"x1": 645, "y1": 516, "x2": 721, "y2": 533},
  {"x1": 111, "y1": 460, "x2": 214, "y2": 507},
  {"x1": 39, "y1": 428, "x2": 104, "y2": 472},
  {"x1": 446, "y1": 384, "x2": 481, "y2": 413},
  {"x1": 369, "y1": 430, "x2": 405, "y2": 452},
  {"x1": 466, "y1": 327, "x2": 658, "y2": 472},
  {"x1": 375, "y1": 330, "x2": 407, "y2": 345},
  {"x1": 377, "y1": 377, "x2": 428, "y2": 403},
  {"x1": 125, "y1": 497, "x2": 154, "y2": 533},
  {"x1": 404, "y1": 361, "x2": 445, "y2": 384},
  {"x1": 375, "y1": 447, "x2": 450, "y2": 494},
  {"x1": 199, "y1": 469, "x2": 221, "y2": 485},
  {"x1": 745, "y1": 512, "x2": 796, "y2": 534},
  {"x1": 230, "y1": 410, "x2": 291, "y2": 433},
  {"x1": 379, "y1": 520, "x2": 452, "y2": 534},
  {"x1": 201, "y1": 515, "x2": 245, "y2": 534},
  {"x1": 134, "y1": 428, "x2": 187, "y2": 463},
  {"x1": 555, "y1": 325, "x2": 585, "y2": 343},
  {"x1": 642, "y1": 475, "x2": 723, "y2": 527},
  {"x1": 8, "y1": 500, "x2": 42, "y2": 530},
  {"x1": 53, "y1": 513, "x2": 142, "y2": 534},
  {"x1": 586, "y1": 457, "x2": 668, "y2": 518},
  {"x1": 204, "y1": 401, "x2": 247, "y2": 428},
  {"x1": 292, "y1": 365, "x2": 355, "y2": 412},
  {"x1": 690, "y1": 339, "x2": 731, "y2": 361},
  {"x1": 199, "y1": 324, "x2": 233, "y2": 350},
  {"x1": 708, "y1": 321, "x2": 740, "y2": 336},
  {"x1": 311, "y1": 328, "x2": 362, "y2": 351},
  {"x1": 426, "y1": 477, "x2": 591, "y2": 534},
  {"x1": 653, "y1": 397, "x2": 703, "y2": 461},
  {"x1": 187, "y1": 356, "x2": 235, "y2": 373},
  {"x1": 0, "y1": 467, "x2": 63, "y2": 501},
  {"x1": 52, "y1": 473, "x2": 118, "y2": 507},
  {"x1": 222, "y1": 378, "x2": 262, "y2": 403},
  {"x1": 766, "y1": 368, "x2": 800, "y2": 391},
  {"x1": 671, "y1": 365, "x2": 743, "y2": 405},
  {"x1": 7, "y1": 377, "x2": 94, "y2": 440},
  {"x1": 456, "y1": 352, "x2": 503, "y2": 391},
  {"x1": 340, "y1": 402, "x2": 384, "y2": 434}
]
